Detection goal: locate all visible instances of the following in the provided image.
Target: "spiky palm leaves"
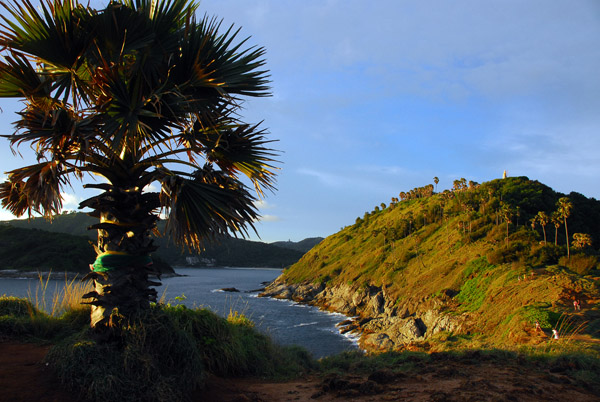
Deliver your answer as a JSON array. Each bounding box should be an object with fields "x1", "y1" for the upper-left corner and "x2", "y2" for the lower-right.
[{"x1": 0, "y1": 0, "x2": 277, "y2": 328}]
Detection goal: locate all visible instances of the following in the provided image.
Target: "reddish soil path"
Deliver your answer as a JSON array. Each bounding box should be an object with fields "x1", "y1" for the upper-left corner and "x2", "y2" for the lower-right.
[{"x1": 0, "y1": 342, "x2": 78, "y2": 402}]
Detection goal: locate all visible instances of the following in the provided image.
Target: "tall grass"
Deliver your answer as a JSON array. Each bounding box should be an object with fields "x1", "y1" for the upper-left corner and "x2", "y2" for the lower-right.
[
  {"x1": 0, "y1": 273, "x2": 92, "y2": 341},
  {"x1": 27, "y1": 272, "x2": 93, "y2": 317}
]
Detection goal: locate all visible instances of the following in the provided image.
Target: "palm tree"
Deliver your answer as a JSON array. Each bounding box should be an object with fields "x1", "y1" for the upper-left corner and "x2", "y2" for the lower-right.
[
  {"x1": 500, "y1": 202, "x2": 513, "y2": 246},
  {"x1": 551, "y1": 211, "x2": 562, "y2": 246},
  {"x1": 536, "y1": 211, "x2": 549, "y2": 245},
  {"x1": 0, "y1": 0, "x2": 277, "y2": 329},
  {"x1": 433, "y1": 176, "x2": 439, "y2": 192},
  {"x1": 557, "y1": 197, "x2": 573, "y2": 258},
  {"x1": 572, "y1": 233, "x2": 592, "y2": 250}
]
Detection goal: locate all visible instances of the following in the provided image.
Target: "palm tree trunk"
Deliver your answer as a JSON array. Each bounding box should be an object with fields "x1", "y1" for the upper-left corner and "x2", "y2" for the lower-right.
[
  {"x1": 81, "y1": 185, "x2": 161, "y2": 329},
  {"x1": 564, "y1": 217, "x2": 570, "y2": 258},
  {"x1": 542, "y1": 226, "x2": 547, "y2": 245}
]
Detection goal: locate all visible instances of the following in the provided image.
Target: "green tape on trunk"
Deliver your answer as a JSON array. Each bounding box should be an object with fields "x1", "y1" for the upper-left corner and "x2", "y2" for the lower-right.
[{"x1": 92, "y1": 253, "x2": 153, "y2": 273}]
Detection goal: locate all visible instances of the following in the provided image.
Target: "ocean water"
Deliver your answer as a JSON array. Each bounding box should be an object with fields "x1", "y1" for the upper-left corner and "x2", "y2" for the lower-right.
[{"x1": 0, "y1": 267, "x2": 359, "y2": 358}]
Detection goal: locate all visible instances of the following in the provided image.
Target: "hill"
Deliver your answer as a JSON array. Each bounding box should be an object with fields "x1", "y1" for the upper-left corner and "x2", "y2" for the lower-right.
[
  {"x1": 0, "y1": 225, "x2": 174, "y2": 275},
  {"x1": 0, "y1": 225, "x2": 95, "y2": 273},
  {"x1": 262, "y1": 176, "x2": 600, "y2": 352},
  {"x1": 3, "y1": 213, "x2": 305, "y2": 269},
  {"x1": 271, "y1": 237, "x2": 324, "y2": 253}
]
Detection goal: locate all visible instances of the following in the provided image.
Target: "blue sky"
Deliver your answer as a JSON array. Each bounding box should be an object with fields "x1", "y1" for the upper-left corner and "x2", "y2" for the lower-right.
[{"x1": 1, "y1": 0, "x2": 600, "y2": 243}]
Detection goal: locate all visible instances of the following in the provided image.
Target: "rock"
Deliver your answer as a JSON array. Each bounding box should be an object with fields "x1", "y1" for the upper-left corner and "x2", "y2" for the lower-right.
[
  {"x1": 220, "y1": 287, "x2": 240, "y2": 292},
  {"x1": 387, "y1": 317, "x2": 425, "y2": 341},
  {"x1": 260, "y1": 278, "x2": 467, "y2": 353},
  {"x1": 322, "y1": 375, "x2": 351, "y2": 391},
  {"x1": 362, "y1": 332, "x2": 394, "y2": 350},
  {"x1": 368, "y1": 369, "x2": 396, "y2": 384},
  {"x1": 292, "y1": 282, "x2": 324, "y2": 302},
  {"x1": 358, "y1": 380, "x2": 380, "y2": 395},
  {"x1": 421, "y1": 309, "x2": 463, "y2": 337},
  {"x1": 352, "y1": 288, "x2": 368, "y2": 306},
  {"x1": 366, "y1": 291, "x2": 385, "y2": 315}
]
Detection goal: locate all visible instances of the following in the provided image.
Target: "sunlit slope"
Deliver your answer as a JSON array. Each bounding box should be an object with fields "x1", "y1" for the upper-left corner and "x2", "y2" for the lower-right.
[{"x1": 279, "y1": 176, "x2": 600, "y2": 343}]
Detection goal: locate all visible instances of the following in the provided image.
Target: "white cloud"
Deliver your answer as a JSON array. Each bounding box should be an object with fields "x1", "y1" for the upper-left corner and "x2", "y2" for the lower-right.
[
  {"x1": 253, "y1": 199, "x2": 276, "y2": 210},
  {"x1": 0, "y1": 208, "x2": 19, "y2": 221},
  {"x1": 257, "y1": 214, "x2": 280, "y2": 222},
  {"x1": 61, "y1": 193, "x2": 81, "y2": 209}
]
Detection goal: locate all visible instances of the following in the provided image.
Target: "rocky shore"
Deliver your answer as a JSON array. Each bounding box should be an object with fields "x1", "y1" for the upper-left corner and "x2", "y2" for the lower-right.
[{"x1": 260, "y1": 279, "x2": 470, "y2": 351}]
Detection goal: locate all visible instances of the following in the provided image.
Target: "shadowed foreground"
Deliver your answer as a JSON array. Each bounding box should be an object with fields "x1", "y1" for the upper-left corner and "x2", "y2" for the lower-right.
[{"x1": 2, "y1": 342, "x2": 598, "y2": 402}]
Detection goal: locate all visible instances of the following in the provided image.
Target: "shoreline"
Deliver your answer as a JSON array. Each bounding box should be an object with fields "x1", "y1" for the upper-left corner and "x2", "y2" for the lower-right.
[{"x1": 0, "y1": 269, "x2": 183, "y2": 280}]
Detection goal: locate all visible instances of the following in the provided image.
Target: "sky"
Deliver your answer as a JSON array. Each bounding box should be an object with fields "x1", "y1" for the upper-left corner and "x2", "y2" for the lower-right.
[{"x1": 0, "y1": 0, "x2": 599, "y2": 243}]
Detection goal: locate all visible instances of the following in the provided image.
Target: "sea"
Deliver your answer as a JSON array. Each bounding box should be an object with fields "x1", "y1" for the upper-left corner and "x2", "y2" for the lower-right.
[{"x1": 0, "y1": 267, "x2": 359, "y2": 359}]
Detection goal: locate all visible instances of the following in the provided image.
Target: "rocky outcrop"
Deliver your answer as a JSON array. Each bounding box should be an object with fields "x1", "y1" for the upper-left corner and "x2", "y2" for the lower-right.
[{"x1": 260, "y1": 279, "x2": 468, "y2": 352}]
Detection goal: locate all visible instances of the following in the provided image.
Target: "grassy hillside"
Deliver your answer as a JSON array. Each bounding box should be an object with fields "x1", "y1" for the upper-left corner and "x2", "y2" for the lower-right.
[{"x1": 281, "y1": 176, "x2": 600, "y2": 344}]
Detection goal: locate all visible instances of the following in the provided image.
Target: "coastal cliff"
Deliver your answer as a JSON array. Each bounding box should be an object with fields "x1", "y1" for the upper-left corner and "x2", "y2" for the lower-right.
[{"x1": 261, "y1": 279, "x2": 468, "y2": 351}]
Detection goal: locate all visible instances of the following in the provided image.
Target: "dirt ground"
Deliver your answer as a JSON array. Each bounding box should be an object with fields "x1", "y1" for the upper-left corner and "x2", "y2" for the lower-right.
[
  {"x1": 198, "y1": 357, "x2": 600, "y2": 402},
  {"x1": 1, "y1": 342, "x2": 599, "y2": 402}
]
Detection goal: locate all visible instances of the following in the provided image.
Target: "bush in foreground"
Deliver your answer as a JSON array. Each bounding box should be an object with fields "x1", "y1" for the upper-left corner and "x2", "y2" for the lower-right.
[{"x1": 45, "y1": 304, "x2": 314, "y2": 402}]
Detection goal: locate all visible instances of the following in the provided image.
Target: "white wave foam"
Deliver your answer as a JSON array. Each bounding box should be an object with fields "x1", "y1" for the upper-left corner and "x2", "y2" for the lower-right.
[{"x1": 293, "y1": 321, "x2": 318, "y2": 328}]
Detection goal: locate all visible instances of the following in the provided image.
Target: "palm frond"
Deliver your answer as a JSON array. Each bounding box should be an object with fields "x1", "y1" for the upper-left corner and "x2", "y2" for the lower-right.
[
  {"x1": 196, "y1": 121, "x2": 279, "y2": 194},
  {"x1": 0, "y1": 52, "x2": 49, "y2": 97},
  {"x1": 9, "y1": 104, "x2": 95, "y2": 162},
  {"x1": 0, "y1": 0, "x2": 96, "y2": 104},
  {"x1": 0, "y1": 161, "x2": 66, "y2": 217},
  {"x1": 171, "y1": 15, "x2": 270, "y2": 100},
  {"x1": 159, "y1": 165, "x2": 259, "y2": 250}
]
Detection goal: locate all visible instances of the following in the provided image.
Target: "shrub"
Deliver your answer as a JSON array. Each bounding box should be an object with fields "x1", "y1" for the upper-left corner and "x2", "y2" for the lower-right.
[
  {"x1": 46, "y1": 304, "x2": 314, "y2": 402},
  {"x1": 0, "y1": 296, "x2": 38, "y2": 317},
  {"x1": 527, "y1": 244, "x2": 564, "y2": 267},
  {"x1": 486, "y1": 241, "x2": 529, "y2": 265},
  {"x1": 559, "y1": 254, "x2": 598, "y2": 275}
]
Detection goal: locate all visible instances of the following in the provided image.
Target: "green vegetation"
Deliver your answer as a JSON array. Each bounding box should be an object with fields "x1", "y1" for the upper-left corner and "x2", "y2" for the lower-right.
[
  {"x1": 2, "y1": 214, "x2": 306, "y2": 269},
  {"x1": 282, "y1": 176, "x2": 600, "y2": 344},
  {"x1": 0, "y1": 225, "x2": 95, "y2": 273}
]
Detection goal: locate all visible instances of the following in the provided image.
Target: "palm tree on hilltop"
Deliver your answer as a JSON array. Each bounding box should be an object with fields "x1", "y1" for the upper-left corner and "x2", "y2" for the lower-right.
[
  {"x1": 500, "y1": 202, "x2": 514, "y2": 246},
  {"x1": 536, "y1": 211, "x2": 549, "y2": 245},
  {"x1": 551, "y1": 211, "x2": 562, "y2": 246},
  {"x1": 0, "y1": 0, "x2": 277, "y2": 329},
  {"x1": 557, "y1": 197, "x2": 573, "y2": 258}
]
